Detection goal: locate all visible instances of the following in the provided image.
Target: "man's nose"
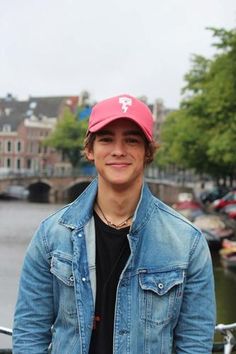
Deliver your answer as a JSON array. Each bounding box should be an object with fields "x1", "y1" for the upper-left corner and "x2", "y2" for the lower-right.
[{"x1": 111, "y1": 141, "x2": 126, "y2": 156}]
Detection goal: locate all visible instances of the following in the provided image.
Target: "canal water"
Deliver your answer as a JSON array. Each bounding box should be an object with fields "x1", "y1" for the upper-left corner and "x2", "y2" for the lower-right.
[{"x1": 0, "y1": 200, "x2": 236, "y2": 349}]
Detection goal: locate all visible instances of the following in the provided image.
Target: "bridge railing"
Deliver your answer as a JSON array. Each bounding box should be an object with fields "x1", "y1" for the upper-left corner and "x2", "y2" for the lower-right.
[{"x1": 0, "y1": 166, "x2": 97, "y2": 180}]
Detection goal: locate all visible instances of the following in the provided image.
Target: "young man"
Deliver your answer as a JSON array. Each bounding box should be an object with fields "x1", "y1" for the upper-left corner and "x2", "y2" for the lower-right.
[{"x1": 13, "y1": 94, "x2": 216, "y2": 353}]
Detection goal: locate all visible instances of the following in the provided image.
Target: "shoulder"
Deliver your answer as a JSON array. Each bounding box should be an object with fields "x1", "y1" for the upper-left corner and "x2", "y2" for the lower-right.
[
  {"x1": 154, "y1": 196, "x2": 201, "y2": 233},
  {"x1": 139, "y1": 183, "x2": 202, "y2": 238},
  {"x1": 147, "y1": 195, "x2": 205, "y2": 255},
  {"x1": 41, "y1": 203, "x2": 72, "y2": 229},
  {"x1": 32, "y1": 203, "x2": 73, "y2": 249},
  {"x1": 135, "y1": 187, "x2": 208, "y2": 267}
]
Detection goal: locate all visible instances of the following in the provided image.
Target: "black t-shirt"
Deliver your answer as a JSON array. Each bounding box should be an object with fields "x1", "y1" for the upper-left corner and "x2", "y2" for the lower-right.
[{"x1": 89, "y1": 211, "x2": 130, "y2": 354}]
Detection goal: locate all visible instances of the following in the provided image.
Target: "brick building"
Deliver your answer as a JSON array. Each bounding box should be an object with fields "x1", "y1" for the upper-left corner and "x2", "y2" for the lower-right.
[{"x1": 0, "y1": 94, "x2": 73, "y2": 176}]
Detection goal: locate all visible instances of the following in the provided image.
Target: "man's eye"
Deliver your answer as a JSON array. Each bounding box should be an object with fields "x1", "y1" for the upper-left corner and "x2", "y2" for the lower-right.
[
  {"x1": 98, "y1": 137, "x2": 112, "y2": 142},
  {"x1": 126, "y1": 137, "x2": 140, "y2": 144}
]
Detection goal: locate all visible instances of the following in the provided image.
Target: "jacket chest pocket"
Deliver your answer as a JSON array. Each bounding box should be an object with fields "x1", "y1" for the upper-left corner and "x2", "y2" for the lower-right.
[
  {"x1": 50, "y1": 253, "x2": 77, "y2": 316},
  {"x1": 139, "y1": 269, "x2": 185, "y2": 325}
]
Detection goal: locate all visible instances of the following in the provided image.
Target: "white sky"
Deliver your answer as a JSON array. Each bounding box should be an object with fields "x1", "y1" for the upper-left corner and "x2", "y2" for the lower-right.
[{"x1": 0, "y1": 0, "x2": 235, "y2": 108}]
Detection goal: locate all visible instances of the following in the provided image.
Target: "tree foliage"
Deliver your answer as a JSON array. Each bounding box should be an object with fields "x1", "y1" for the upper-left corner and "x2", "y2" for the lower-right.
[
  {"x1": 45, "y1": 107, "x2": 88, "y2": 168},
  {"x1": 157, "y1": 27, "x2": 236, "y2": 182}
]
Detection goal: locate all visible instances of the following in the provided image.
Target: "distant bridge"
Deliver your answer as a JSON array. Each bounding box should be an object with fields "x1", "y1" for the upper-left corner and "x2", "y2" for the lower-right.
[
  {"x1": 0, "y1": 175, "x2": 94, "y2": 203},
  {"x1": 0, "y1": 173, "x2": 195, "y2": 204}
]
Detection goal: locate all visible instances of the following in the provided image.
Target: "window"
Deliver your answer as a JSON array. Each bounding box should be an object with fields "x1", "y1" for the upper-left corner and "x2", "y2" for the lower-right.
[
  {"x1": 16, "y1": 159, "x2": 21, "y2": 169},
  {"x1": 34, "y1": 142, "x2": 38, "y2": 154},
  {"x1": 3, "y1": 124, "x2": 11, "y2": 132},
  {"x1": 15, "y1": 140, "x2": 23, "y2": 153},
  {"x1": 29, "y1": 142, "x2": 34, "y2": 153},
  {"x1": 27, "y1": 159, "x2": 32, "y2": 169},
  {"x1": 4, "y1": 109, "x2": 11, "y2": 116},
  {"x1": 6, "y1": 158, "x2": 11, "y2": 168},
  {"x1": 29, "y1": 101, "x2": 37, "y2": 109},
  {"x1": 17, "y1": 141, "x2": 21, "y2": 152},
  {"x1": 6, "y1": 140, "x2": 12, "y2": 152}
]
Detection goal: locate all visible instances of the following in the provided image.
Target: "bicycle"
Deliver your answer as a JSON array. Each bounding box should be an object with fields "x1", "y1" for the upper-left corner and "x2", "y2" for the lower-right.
[
  {"x1": 0, "y1": 326, "x2": 12, "y2": 354},
  {"x1": 213, "y1": 323, "x2": 236, "y2": 354}
]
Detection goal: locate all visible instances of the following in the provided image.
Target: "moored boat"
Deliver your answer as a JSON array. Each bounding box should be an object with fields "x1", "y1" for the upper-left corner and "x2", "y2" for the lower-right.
[{"x1": 219, "y1": 240, "x2": 236, "y2": 270}]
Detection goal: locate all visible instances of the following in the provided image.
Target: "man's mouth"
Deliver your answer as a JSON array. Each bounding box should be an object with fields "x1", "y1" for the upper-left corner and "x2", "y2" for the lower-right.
[{"x1": 106, "y1": 162, "x2": 131, "y2": 167}]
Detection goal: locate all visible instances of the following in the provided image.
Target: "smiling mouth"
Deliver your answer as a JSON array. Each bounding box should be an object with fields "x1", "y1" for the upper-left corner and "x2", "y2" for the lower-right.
[
  {"x1": 106, "y1": 162, "x2": 131, "y2": 167},
  {"x1": 106, "y1": 161, "x2": 131, "y2": 165}
]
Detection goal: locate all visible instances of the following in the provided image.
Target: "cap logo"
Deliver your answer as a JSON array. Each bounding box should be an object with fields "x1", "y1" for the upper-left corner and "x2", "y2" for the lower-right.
[{"x1": 119, "y1": 97, "x2": 132, "y2": 113}]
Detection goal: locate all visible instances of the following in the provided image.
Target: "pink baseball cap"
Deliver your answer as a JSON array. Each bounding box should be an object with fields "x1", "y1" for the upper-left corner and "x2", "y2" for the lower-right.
[{"x1": 88, "y1": 94, "x2": 154, "y2": 141}]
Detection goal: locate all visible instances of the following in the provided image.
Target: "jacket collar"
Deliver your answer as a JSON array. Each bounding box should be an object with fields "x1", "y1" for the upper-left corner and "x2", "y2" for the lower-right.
[
  {"x1": 59, "y1": 177, "x2": 156, "y2": 232},
  {"x1": 59, "y1": 178, "x2": 98, "y2": 229},
  {"x1": 131, "y1": 182, "x2": 156, "y2": 235}
]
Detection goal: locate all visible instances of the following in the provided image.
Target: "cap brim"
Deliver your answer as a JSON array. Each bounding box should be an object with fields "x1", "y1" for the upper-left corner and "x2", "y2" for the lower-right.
[{"x1": 88, "y1": 115, "x2": 152, "y2": 141}]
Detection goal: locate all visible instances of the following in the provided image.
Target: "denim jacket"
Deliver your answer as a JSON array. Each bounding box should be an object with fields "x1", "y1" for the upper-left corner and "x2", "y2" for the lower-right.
[{"x1": 13, "y1": 179, "x2": 216, "y2": 353}]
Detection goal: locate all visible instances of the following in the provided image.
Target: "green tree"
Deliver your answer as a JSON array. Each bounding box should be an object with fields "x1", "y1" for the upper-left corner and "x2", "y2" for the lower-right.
[
  {"x1": 157, "y1": 27, "x2": 236, "y2": 184},
  {"x1": 45, "y1": 107, "x2": 88, "y2": 168},
  {"x1": 158, "y1": 110, "x2": 210, "y2": 172}
]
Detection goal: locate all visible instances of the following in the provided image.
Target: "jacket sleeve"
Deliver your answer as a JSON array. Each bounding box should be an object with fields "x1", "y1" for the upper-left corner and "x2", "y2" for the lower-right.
[
  {"x1": 173, "y1": 231, "x2": 216, "y2": 353},
  {"x1": 13, "y1": 222, "x2": 54, "y2": 354}
]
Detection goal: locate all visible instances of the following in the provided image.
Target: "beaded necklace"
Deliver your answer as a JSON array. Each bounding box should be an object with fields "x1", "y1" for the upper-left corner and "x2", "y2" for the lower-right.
[{"x1": 96, "y1": 203, "x2": 133, "y2": 229}]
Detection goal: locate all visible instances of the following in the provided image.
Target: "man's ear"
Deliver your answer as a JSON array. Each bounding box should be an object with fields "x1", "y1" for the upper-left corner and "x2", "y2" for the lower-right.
[
  {"x1": 144, "y1": 150, "x2": 151, "y2": 165},
  {"x1": 85, "y1": 147, "x2": 94, "y2": 162}
]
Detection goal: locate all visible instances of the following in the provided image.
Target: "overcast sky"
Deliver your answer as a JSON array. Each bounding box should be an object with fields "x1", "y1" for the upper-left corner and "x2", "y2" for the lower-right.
[{"x1": 0, "y1": 0, "x2": 235, "y2": 108}]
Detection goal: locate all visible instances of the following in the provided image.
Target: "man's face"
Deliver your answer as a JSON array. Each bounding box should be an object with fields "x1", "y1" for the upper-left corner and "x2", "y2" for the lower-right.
[{"x1": 86, "y1": 119, "x2": 146, "y2": 189}]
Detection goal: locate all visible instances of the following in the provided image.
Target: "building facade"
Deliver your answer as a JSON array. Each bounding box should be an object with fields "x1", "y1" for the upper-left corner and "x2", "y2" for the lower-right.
[{"x1": 0, "y1": 95, "x2": 73, "y2": 177}]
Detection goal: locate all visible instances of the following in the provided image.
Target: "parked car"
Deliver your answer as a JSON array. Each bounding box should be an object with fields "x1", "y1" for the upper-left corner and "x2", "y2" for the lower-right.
[
  {"x1": 220, "y1": 204, "x2": 236, "y2": 220},
  {"x1": 200, "y1": 186, "x2": 230, "y2": 204},
  {"x1": 193, "y1": 214, "x2": 235, "y2": 249},
  {"x1": 172, "y1": 200, "x2": 204, "y2": 222},
  {"x1": 177, "y1": 192, "x2": 193, "y2": 202},
  {"x1": 212, "y1": 190, "x2": 236, "y2": 211}
]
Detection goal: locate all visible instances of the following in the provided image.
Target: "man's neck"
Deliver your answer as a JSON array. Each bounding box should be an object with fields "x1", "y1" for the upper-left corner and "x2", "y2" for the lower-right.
[{"x1": 95, "y1": 178, "x2": 143, "y2": 223}]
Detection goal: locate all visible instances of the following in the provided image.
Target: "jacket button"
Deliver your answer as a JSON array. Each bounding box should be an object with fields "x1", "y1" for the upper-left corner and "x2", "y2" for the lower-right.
[
  {"x1": 78, "y1": 233, "x2": 83, "y2": 237},
  {"x1": 158, "y1": 283, "x2": 164, "y2": 289},
  {"x1": 69, "y1": 275, "x2": 74, "y2": 282},
  {"x1": 82, "y1": 277, "x2": 86, "y2": 282}
]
